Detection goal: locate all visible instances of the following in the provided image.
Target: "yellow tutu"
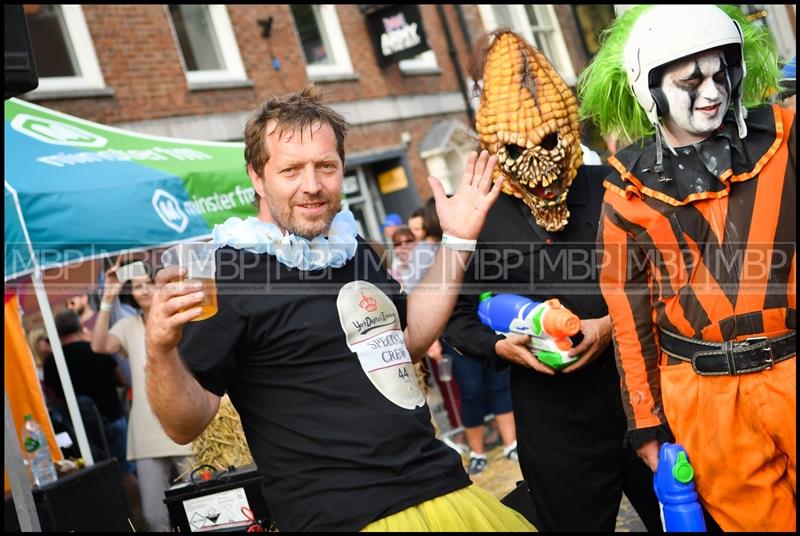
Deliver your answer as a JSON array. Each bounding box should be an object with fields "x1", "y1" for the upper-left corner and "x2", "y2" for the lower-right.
[{"x1": 361, "y1": 484, "x2": 536, "y2": 532}]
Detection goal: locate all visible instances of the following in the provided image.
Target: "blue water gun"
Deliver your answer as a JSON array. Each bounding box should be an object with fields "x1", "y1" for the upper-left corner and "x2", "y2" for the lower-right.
[
  {"x1": 654, "y1": 442, "x2": 706, "y2": 532},
  {"x1": 477, "y1": 292, "x2": 581, "y2": 369}
]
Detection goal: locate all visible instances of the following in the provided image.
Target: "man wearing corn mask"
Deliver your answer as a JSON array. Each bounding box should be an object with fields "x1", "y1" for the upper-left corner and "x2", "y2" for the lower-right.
[{"x1": 443, "y1": 31, "x2": 661, "y2": 531}]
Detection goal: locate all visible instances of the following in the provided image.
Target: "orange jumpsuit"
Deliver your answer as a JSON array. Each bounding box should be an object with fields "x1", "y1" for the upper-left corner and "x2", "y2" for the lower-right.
[{"x1": 598, "y1": 104, "x2": 796, "y2": 531}]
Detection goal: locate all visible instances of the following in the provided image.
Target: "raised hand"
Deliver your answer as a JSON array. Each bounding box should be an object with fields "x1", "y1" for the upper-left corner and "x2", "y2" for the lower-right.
[
  {"x1": 428, "y1": 150, "x2": 503, "y2": 240},
  {"x1": 102, "y1": 257, "x2": 125, "y2": 301}
]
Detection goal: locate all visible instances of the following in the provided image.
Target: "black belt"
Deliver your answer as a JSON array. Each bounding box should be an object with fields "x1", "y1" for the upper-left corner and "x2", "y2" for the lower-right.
[{"x1": 659, "y1": 329, "x2": 796, "y2": 376}]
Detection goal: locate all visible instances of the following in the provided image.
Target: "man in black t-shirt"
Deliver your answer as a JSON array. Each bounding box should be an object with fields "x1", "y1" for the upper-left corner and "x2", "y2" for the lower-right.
[
  {"x1": 145, "y1": 86, "x2": 533, "y2": 531},
  {"x1": 45, "y1": 310, "x2": 142, "y2": 523},
  {"x1": 45, "y1": 312, "x2": 125, "y2": 424}
]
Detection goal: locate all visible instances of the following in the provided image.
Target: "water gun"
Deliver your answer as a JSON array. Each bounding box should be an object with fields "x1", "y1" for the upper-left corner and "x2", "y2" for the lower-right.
[
  {"x1": 654, "y1": 443, "x2": 706, "y2": 532},
  {"x1": 477, "y1": 292, "x2": 581, "y2": 369}
]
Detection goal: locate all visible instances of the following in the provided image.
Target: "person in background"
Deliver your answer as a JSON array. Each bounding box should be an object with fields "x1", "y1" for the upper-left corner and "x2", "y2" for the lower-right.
[
  {"x1": 381, "y1": 212, "x2": 404, "y2": 243},
  {"x1": 449, "y1": 342, "x2": 518, "y2": 475},
  {"x1": 91, "y1": 259, "x2": 193, "y2": 532},
  {"x1": 444, "y1": 29, "x2": 662, "y2": 531},
  {"x1": 388, "y1": 225, "x2": 417, "y2": 291},
  {"x1": 407, "y1": 205, "x2": 432, "y2": 244},
  {"x1": 26, "y1": 328, "x2": 51, "y2": 381},
  {"x1": 45, "y1": 309, "x2": 143, "y2": 526},
  {"x1": 65, "y1": 294, "x2": 97, "y2": 341}
]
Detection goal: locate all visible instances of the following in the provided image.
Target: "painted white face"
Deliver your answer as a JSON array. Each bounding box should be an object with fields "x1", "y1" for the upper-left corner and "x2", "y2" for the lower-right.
[{"x1": 660, "y1": 49, "x2": 731, "y2": 146}]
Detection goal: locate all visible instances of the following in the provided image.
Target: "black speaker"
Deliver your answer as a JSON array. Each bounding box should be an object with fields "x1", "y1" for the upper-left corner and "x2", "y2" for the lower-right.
[
  {"x1": 5, "y1": 459, "x2": 132, "y2": 532},
  {"x1": 164, "y1": 464, "x2": 272, "y2": 532},
  {"x1": 5, "y1": 4, "x2": 39, "y2": 99}
]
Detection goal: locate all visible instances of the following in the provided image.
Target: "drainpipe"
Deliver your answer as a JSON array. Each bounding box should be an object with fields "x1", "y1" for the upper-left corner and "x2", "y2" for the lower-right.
[
  {"x1": 454, "y1": 5, "x2": 473, "y2": 50},
  {"x1": 436, "y1": 5, "x2": 474, "y2": 126}
]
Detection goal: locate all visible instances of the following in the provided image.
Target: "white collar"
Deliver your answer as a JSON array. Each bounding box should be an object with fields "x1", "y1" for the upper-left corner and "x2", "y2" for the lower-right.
[{"x1": 212, "y1": 210, "x2": 359, "y2": 271}]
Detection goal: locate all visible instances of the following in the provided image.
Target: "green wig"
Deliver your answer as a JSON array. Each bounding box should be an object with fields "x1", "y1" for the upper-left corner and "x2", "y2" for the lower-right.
[{"x1": 577, "y1": 4, "x2": 780, "y2": 141}]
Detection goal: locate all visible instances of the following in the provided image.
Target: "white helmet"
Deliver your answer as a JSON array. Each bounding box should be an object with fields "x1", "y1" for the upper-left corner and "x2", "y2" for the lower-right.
[{"x1": 623, "y1": 5, "x2": 747, "y2": 139}]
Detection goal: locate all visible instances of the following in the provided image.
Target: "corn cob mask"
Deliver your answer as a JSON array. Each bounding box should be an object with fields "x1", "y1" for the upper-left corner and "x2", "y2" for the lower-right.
[{"x1": 476, "y1": 31, "x2": 582, "y2": 232}]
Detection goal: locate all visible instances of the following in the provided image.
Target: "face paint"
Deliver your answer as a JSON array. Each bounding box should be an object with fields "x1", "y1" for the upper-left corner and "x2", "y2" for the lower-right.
[
  {"x1": 476, "y1": 32, "x2": 582, "y2": 232},
  {"x1": 661, "y1": 49, "x2": 731, "y2": 146}
]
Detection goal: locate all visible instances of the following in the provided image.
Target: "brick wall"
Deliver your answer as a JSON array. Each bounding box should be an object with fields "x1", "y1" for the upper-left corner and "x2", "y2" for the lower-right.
[
  {"x1": 37, "y1": 6, "x2": 478, "y2": 122},
  {"x1": 347, "y1": 111, "x2": 475, "y2": 203},
  {"x1": 31, "y1": 5, "x2": 484, "y2": 203}
]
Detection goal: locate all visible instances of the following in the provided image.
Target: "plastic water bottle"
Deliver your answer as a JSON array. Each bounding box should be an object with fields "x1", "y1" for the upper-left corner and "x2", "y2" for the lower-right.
[
  {"x1": 477, "y1": 292, "x2": 581, "y2": 369},
  {"x1": 654, "y1": 442, "x2": 706, "y2": 532},
  {"x1": 21, "y1": 414, "x2": 58, "y2": 487}
]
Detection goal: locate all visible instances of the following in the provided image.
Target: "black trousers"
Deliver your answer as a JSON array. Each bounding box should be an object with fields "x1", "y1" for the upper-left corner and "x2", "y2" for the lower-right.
[{"x1": 510, "y1": 353, "x2": 663, "y2": 532}]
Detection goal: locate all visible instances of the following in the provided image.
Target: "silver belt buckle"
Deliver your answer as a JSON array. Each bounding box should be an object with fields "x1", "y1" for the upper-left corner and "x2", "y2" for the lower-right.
[{"x1": 745, "y1": 336, "x2": 773, "y2": 369}]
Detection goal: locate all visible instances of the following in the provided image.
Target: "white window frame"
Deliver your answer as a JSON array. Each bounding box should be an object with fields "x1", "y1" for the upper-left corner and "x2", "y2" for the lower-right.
[
  {"x1": 399, "y1": 49, "x2": 440, "y2": 75},
  {"x1": 167, "y1": 5, "x2": 248, "y2": 86},
  {"x1": 477, "y1": 4, "x2": 576, "y2": 86},
  {"x1": 27, "y1": 5, "x2": 106, "y2": 95},
  {"x1": 298, "y1": 5, "x2": 355, "y2": 80}
]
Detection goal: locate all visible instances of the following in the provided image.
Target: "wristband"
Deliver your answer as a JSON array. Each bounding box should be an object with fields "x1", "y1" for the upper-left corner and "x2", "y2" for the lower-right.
[
  {"x1": 99, "y1": 301, "x2": 113, "y2": 312},
  {"x1": 441, "y1": 233, "x2": 477, "y2": 252}
]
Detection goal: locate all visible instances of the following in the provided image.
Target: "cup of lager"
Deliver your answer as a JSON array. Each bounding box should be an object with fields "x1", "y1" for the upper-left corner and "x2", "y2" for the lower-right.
[{"x1": 161, "y1": 242, "x2": 218, "y2": 321}]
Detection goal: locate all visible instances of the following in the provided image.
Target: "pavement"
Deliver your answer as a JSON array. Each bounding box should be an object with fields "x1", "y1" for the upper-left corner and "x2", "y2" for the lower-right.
[
  {"x1": 428, "y1": 375, "x2": 648, "y2": 531},
  {"x1": 456, "y1": 442, "x2": 647, "y2": 531}
]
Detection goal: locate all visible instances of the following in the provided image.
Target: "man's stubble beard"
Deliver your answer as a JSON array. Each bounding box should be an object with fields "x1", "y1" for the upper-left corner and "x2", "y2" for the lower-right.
[{"x1": 265, "y1": 191, "x2": 342, "y2": 239}]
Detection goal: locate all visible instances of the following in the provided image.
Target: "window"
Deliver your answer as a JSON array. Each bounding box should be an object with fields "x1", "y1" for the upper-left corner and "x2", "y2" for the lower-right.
[
  {"x1": 25, "y1": 5, "x2": 106, "y2": 95},
  {"x1": 291, "y1": 5, "x2": 354, "y2": 80},
  {"x1": 167, "y1": 5, "x2": 247, "y2": 87},
  {"x1": 399, "y1": 49, "x2": 440, "y2": 75},
  {"x1": 477, "y1": 4, "x2": 576, "y2": 85}
]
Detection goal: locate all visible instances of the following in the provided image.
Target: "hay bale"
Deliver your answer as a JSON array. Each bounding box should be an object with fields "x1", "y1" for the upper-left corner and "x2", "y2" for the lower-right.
[{"x1": 179, "y1": 395, "x2": 253, "y2": 479}]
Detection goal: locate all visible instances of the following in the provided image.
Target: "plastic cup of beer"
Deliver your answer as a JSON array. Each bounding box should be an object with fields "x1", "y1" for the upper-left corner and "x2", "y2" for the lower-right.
[{"x1": 161, "y1": 242, "x2": 218, "y2": 321}]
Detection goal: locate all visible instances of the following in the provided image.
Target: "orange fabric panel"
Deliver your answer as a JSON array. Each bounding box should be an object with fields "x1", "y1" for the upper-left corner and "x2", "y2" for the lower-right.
[
  {"x1": 659, "y1": 358, "x2": 796, "y2": 532},
  {"x1": 691, "y1": 195, "x2": 728, "y2": 247},
  {"x1": 735, "y1": 137, "x2": 788, "y2": 314},
  {"x1": 681, "y1": 233, "x2": 733, "y2": 337},
  {"x1": 599, "y1": 204, "x2": 663, "y2": 429},
  {"x1": 606, "y1": 191, "x2": 690, "y2": 297},
  {"x1": 4, "y1": 294, "x2": 62, "y2": 494}
]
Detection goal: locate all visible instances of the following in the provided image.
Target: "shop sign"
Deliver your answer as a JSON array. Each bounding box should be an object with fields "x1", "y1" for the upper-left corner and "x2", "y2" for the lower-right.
[{"x1": 366, "y1": 5, "x2": 430, "y2": 66}]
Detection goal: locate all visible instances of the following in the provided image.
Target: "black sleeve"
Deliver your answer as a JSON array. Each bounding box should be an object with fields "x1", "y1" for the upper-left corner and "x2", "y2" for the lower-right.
[
  {"x1": 624, "y1": 424, "x2": 675, "y2": 450},
  {"x1": 443, "y1": 290, "x2": 507, "y2": 370},
  {"x1": 43, "y1": 356, "x2": 63, "y2": 399},
  {"x1": 179, "y1": 289, "x2": 248, "y2": 397}
]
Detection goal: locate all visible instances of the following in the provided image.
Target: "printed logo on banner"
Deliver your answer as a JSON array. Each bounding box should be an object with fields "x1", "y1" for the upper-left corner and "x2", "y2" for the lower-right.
[
  {"x1": 10, "y1": 113, "x2": 108, "y2": 147},
  {"x1": 152, "y1": 188, "x2": 189, "y2": 233}
]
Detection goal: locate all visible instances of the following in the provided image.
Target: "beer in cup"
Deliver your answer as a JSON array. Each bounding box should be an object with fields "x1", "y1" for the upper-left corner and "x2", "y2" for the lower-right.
[{"x1": 161, "y1": 242, "x2": 218, "y2": 321}]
